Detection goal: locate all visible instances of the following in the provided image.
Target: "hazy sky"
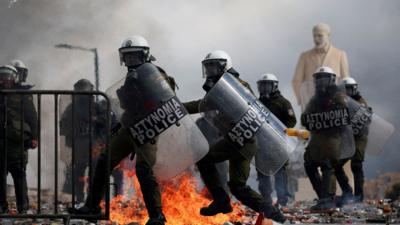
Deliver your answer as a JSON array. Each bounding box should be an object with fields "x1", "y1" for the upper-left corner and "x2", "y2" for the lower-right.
[{"x1": 1, "y1": 0, "x2": 399, "y2": 180}]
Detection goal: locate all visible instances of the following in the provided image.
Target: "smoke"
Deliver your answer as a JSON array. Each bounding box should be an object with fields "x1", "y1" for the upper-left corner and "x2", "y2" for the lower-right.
[
  {"x1": 7, "y1": 0, "x2": 18, "y2": 8},
  {"x1": 0, "y1": 0, "x2": 399, "y2": 189}
]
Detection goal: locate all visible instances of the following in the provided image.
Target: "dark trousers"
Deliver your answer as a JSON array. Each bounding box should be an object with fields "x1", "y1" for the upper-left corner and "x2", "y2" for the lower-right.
[
  {"x1": 64, "y1": 156, "x2": 124, "y2": 202},
  {"x1": 334, "y1": 158, "x2": 364, "y2": 198},
  {"x1": 334, "y1": 159, "x2": 353, "y2": 196},
  {"x1": 257, "y1": 164, "x2": 289, "y2": 206},
  {"x1": 85, "y1": 127, "x2": 162, "y2": 218},
  {"x1": 304, "y1": 159, "x2": 335, "y2": 199},
  {"x1": 196, "y1": 138, "x2": 273, "y2": 214},
  {"x1": 111, "y1": 169, "x2": 124, "y2": 196},
  {"x1": 0, "y1": 159, "x2": 29, "y2": 212},
  {"x1": 63, "y1": 162, "x2": 89, "y2": 203},
  {"x1": 334, "y1": 135, "x2": 367, "y2": 199}
]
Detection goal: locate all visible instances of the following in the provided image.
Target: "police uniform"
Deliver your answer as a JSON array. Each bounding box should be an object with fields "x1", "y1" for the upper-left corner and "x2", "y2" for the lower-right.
[
  {"x1": 257, "y1": 91, "x2": 296, "y2": 206},
  {"x1": 0, "y1": 91, "x2": 38, "y2": 213},
  {"x1": 60, "y1": 95, "x2": 98, "y2": 202},
  {"x1": 301, "y1": 86, "x2": 348, "y2": 202},
  {"x1": 84, "y1": 65, "x2": 175, "y2": 219},
  {"x1": 184, "y1": 70, "x2": 285, "y2": 222},
  {"x1": 94, "y1": 99, "x2": 124, "y2": 196},
  {"x1": 334, "y1": 93, "x2": 369, "y2": 202}
]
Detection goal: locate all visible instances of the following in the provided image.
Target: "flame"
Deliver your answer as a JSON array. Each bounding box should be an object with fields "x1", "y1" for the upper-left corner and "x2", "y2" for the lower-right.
[{"x1": 102, "y1": 169, "x2": 253, "y2": 225}]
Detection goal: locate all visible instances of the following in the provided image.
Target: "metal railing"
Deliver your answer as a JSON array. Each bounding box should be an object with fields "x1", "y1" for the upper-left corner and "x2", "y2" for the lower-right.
[{"x1": 0, "y1": 90, "x2": 111, "y2": 224}]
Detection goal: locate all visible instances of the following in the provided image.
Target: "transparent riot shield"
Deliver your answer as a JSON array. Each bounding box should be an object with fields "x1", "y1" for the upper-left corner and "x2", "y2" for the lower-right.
[
  {"x1": 299, "y1": 80, "x2": 315, "y2": 111},
  {"x1": 364, "y1": 113, "x2": 394, "y2": 155},
  {"x1": 347, "y1": 97, "x2": 373, "y2": 137},
  {"x1": 299, "y1": 78, "x2": 347, "y2": 110},
  {"x1": 300, "y1": 81, "x2": 355, "y2": 160},
  {"x1": 195, "y1": 116, "x2": 230, "y2": 191},
  {"x1": 346, "y1": 96, "x2": 395, "y2": 155},
  {"x1": 199, "y1": 73, "x2": 297, "y2": 175},
  {"x1": 106, "y1": 63, "x2": 208, "y2": 180},
  {"x1": 195, "y1": 116, "x2": 222, "y2": 146}
]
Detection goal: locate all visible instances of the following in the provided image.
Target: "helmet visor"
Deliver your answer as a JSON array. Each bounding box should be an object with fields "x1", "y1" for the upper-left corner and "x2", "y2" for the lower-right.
[
  {"x1": 120, "y1": 47, "x2": 148, "y2": 67},
  {"x1": 0, "y1": 73, "x2": 15, "y2": 88},
  {"x1": 202, "y1": 59, "x2": 227, "y2": 78},
  {"x1": 257, "y1": 81, "x2": 274, "y2": 96},
  {"x1": 16, "y1": 67, "x2": 28, "y2": 82},
  {"x1": 314, "y1": 73, "x2": 335, "y2": 91},
  {"x1": 345, "y1": 84, "x2": 358, "y2": 96}
]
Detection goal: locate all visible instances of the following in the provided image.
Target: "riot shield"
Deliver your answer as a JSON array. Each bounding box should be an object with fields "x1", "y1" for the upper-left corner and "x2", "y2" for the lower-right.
[
  {"x1": 301, "y1": 81, "x2": 355, "y2": 160},
  {"x1": 364, "y1": 113, "x2": 394, "y2": 155},
  {"x1": 299, "y1": 80, "x2": 315, "y2": 111},
  {"x1": 106, "y1": 63, "x2": 208, "y2": 180},
  {"x1": 195, "y1": 116, "x2": 223, "y2": 146},
  {"x1": 346, "y1": 96, "x2": 394, "y2": 155},
  {"x1": 195, "y1": 116, "x2": 230, "y2": 191},
  {"x1": 199, "y1": 73, "x2": 297, "y2": 175},
  {"x1": 346, "y1": 97, "x2": 373, "y2": 137},
  {"x1": 299, "y1": 77, "x2": 346, "y2": 110},
  {"x1": 105, "y1": 81, "x2": 124, "y2": 122}
]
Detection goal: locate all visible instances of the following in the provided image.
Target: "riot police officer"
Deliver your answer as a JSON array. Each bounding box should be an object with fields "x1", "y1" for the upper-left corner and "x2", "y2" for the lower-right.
[
  {"x1": 60, "y1": 79, "x2": 99, "y2": 203},
  {"x1": 0, "y1": 65, "x2": 38, "y2": 214},
  {"x1": 95, "y1": 98, "x2": 124, "y2": 197},
  {"x1": 10, "y1": 60, "x2": 34, "y2": 90},
  {"x1": 334, "y1": 77, "x2": 370, "y2": 203},
  {"x1": 184, "y1": 50, "x2": 286, "y2": 223},
  {"x1": 301, "y1": 66, "x2": 353, "y2": 211},
  {"x1": 71, "y1": 36, "x2": 176, "y2": 225},
  {"x1": 256, "y1": 74, "x2": 296, "y2": 207}
]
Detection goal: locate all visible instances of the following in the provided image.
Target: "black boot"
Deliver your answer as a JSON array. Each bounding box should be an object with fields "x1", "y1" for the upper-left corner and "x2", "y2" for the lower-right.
[
  {"x1": 146, "y1": 212, "x2": 167, "y2": 225},
  {"x1": 310, "y1": 197, "x2": 336, "y2": 211},
  {"x1": 68, "y1": 205, "x2": 101, "y2": 223},
  {"x1": 200, "y1": 200, "x2": 233, "y2": 216},
  {"x1": 200, "y1": 187, "x2": 232, "y2": 216},
  {"x1": 68, "y1": 155, "x2": 107, "y2": 216},
  {"x1": 354, "y1": 195, "x2": 363, "y2": 203},
  {"x1": 68, "y1": 204, "x2": 101, "y2": 215},
  {"x1": 85, "y1": 155, "x2": 109, "y2": 207},
  {"x1": 263, "y1": 204, "x2": 286, "y2": 223},
  {"x1": 337, "y1": 192, "x2": 354, "y2": 207}
]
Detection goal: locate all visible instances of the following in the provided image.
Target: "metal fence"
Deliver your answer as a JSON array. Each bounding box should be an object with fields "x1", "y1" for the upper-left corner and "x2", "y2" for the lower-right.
[{"x1": 0, "y1": 90, "x2": 111, "y2": 224}]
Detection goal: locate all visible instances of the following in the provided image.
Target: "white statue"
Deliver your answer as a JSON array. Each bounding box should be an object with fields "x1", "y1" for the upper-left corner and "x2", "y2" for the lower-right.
[{"x1": 292, "y1": 23, "x2": 350, "y2": 106}]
